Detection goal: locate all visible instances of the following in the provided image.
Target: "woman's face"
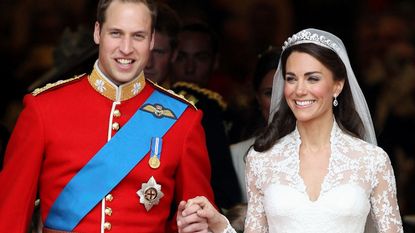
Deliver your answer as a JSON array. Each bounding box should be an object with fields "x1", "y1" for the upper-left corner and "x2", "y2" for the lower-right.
[
  {"x1": 256, "y1": 69, "x2": 275, "y2": 121},
  {"x1": 283, "y1": 51, "x2": 343, "y2": 124}
]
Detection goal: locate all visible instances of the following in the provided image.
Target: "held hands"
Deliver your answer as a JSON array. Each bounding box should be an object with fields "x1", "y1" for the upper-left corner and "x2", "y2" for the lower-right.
[
  {"x1": 177, "y1": 199, "x2": 208, "y2": 233},
  {"x1": 177, "y1": 196, "x2": 228, "y2": 233}
]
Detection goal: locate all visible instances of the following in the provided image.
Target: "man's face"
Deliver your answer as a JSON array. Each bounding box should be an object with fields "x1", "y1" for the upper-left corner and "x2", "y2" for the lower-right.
[
  {"x1": 172, "y1": 31, "x2": 217, "y2": 86},
  {"x1": 94, "y1": 1, "x2": 154, "y2": 85},
  {"x1": 144, "y1": 32, "x2": 174, "y2": 84}
]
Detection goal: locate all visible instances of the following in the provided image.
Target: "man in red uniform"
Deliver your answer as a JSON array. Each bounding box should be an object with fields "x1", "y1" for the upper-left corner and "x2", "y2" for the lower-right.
[{"x1": 0, "y1": 0, "x2": 214, "y2": 232}]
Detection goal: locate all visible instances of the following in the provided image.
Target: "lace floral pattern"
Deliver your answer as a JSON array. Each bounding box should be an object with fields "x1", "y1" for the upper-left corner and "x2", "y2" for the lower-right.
[{"x1": 244, "y1": 122, "x2": 403, "y2": 233}]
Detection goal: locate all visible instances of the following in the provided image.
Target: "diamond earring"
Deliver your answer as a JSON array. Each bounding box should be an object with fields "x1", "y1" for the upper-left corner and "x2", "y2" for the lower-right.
[{"x1": 333, "y1": 96, "x2": 338, "y2": 107}]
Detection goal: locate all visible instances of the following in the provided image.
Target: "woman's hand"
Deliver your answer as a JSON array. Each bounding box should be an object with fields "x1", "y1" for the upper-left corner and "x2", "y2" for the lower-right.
[
  {"x1": 177, "y1": 199, "x2": 209, "y2": 233},
  {"x1": 178, "y1": 196, "x2": 229, "y2": 233}
]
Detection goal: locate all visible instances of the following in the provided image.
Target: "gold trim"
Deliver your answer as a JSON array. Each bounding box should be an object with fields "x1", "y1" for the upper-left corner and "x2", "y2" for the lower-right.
[
  {"x1": 147, "y1": 79, "x2": 197, "y2": 109},
  {"x1": 32, "y1": 74, "x2": 84, "y2": 96},
  {"x1": 172, "y1": 82, "x2": 227, "y2": 110},
  {"x1": 88, "y1": 68, "x2": 145, "y2": 101}
]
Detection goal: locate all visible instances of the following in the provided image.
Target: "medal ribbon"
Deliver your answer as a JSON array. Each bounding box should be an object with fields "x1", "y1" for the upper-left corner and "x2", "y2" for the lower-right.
[
  {"x1": 151, "y1": 137, "x2": 162, "y2": 160},
  {"x1": 45, "y1": 90, "x2": 187, "y2": 230}
]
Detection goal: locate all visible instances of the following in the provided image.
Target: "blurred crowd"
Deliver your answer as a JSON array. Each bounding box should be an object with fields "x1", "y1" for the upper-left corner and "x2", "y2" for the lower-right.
[{"x1": 1, "y1": 0, "x2": 415, "y2": 231}]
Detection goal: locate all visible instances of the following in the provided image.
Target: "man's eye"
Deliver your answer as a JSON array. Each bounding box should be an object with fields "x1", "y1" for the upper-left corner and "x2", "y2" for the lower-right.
[
  {"x1": 134, "y1": 34, "x2": 145, "y2": 40},
  {"x1": 110, "y1": 31, "x2": 120, "y2": 37},
  {"x1": 196, "y1": 53, "x2": 211, "y2": 62},
  {"x1": 176, "y1": 54, "x2": 185, "y2": 62},
  {"x1": 153, "y1": 49, "x2": 166, "y2": 55}
]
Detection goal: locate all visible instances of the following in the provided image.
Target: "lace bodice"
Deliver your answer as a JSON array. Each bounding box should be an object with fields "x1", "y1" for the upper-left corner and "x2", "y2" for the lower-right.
[{"x1": 241, "y1": 122, "x2": 403, "y2": 233}]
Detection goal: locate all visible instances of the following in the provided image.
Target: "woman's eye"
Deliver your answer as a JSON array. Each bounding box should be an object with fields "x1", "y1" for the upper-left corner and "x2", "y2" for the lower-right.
[
  {"x1": 264, "y1": 90, "x2": 272, "y2": 97},
  {"x1": 308, "y1": 76, "x2": 320, "y2": 82},
  {"x1": 285, "y1": 76, "x2": 295, "y2": 83}
]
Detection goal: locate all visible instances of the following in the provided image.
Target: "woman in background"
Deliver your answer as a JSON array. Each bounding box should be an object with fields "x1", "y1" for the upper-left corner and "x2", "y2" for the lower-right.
[{"x1": 229, "y1": 46, "x2": 280, "y2": 203}]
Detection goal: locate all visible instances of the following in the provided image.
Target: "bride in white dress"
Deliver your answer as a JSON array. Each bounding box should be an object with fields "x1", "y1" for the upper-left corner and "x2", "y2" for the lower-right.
[{"x1": 177, "y1": 28, "x2": 403, "y2": 233}]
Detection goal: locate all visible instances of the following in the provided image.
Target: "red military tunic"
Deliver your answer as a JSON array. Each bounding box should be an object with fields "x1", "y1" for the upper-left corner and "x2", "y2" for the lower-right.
[{"x1": 0, "y1": 66, "x2": 214, "y2": 233}]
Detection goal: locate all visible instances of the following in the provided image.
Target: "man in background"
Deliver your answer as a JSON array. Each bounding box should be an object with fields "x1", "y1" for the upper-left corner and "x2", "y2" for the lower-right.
[
  {"x1": 172, "y1": 22, "x2": 242, "y2": 210},
  {"x1": 144, "y1": 2, "x2": 180, "y2": 88}
]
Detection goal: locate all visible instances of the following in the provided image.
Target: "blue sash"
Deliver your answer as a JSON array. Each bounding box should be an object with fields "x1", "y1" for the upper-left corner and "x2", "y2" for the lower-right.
[{"x1": 44, "y1": 90, "x2": 187, "y2": 230}]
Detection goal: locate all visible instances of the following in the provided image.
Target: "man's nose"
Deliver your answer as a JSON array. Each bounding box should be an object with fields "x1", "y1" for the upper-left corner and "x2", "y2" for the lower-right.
[
  {"x1": 120, "y1": 37, "x2": 133, "y2": 54},
  {"x1": 185, "y1": 59, "x2": 195, "y2": 74}
]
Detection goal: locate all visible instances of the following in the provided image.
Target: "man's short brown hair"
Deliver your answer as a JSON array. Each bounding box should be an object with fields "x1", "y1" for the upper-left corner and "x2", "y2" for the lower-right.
[{"x1": 96, "y1": 0, "x2": 157, "y2": 30}]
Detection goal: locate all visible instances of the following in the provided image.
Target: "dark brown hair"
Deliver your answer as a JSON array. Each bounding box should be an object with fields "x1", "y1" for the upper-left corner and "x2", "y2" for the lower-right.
[
  {"x1": 155, "y1": 2, "x2": 181, "y2": 49},
  {"x1": 253, "y1": 46, "x2": 280, "y2": 92},
  {"x1": 254, "y1": 43, "x2": 365, "y2": 152},
  {"x1": 179, "y1": 22, "x2": 220, "y2": 54},
  {"x1": 96, "y1": 0, "x2": 157, "y2": 30}
]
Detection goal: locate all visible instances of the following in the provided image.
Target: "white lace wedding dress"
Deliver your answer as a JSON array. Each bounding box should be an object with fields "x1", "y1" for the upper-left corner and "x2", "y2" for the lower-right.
[{"x1": 225, "y1": 122, "x2": 403, "y2": 233}]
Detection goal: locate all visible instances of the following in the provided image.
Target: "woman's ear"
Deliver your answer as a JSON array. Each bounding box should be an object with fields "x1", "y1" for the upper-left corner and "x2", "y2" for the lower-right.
[{"x1": 334, "y1": 79, "x2": 345, "y2": 97}]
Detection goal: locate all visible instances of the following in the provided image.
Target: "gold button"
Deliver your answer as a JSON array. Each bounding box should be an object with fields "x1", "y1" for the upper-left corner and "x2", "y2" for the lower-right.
[
  {"x1": 113, "y1": 109, "x2": 121, "y2": 117},
  {"x1": 105, "y1": 194, "x2": 113, "y2": 202},
  {"x1": 112, "y1": 122, "x2": 120, "y2": 131},
  {"x1": 104, "y1": 222, "x2": 112, "y2": 230},
  {"x1": 105, "y1": 207, "x2": 112, "y2": 216}
]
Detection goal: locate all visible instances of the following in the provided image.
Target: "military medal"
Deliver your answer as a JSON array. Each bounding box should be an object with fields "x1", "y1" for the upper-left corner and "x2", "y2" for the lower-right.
[
  {"x1": 137, "y1": 176, "x2": 164, "y2": 211},
  {"x1": 149, "y1": 137, "x2": 162, "y2": 169},
  {"x1": 149, "y1": 156, "x2": 160, "y2": 169}
]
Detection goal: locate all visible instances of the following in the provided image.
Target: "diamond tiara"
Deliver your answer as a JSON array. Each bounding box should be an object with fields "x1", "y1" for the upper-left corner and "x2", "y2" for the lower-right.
[{"x1": 282, "y1": 29, "x2": 340, "y2": 52}]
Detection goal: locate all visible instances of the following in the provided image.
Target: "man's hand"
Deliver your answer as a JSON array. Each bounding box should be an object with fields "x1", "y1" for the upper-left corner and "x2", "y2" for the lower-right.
[{"x1": 178, "y1": 196, "x2": 229, "y2": 233}]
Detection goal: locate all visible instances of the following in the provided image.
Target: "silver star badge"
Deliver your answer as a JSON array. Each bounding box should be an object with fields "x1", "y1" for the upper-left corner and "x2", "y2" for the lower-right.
[{"x1": 137, "y1": 176, "x2": 164, "y2": 211}]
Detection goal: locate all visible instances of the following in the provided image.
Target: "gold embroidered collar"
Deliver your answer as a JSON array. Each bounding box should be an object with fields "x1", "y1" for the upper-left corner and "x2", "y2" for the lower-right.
[{"x1": 88, "y1": 63, "x2": 146, "y2": 101}]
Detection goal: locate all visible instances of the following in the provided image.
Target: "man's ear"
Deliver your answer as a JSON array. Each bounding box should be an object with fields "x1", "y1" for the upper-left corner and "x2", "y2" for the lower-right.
[
  {"x1": 213, "y1": 54, "x2": 220, "y2": 71},
  {"x1": 150, "y1": 30, "x2": 155, "y2": 50},
  {"x1": 171, "y1": 49, "x2": 178, "y2": 63},
  {"x1": 93, "y1": 22, "x2": 101, "y2": 45}
]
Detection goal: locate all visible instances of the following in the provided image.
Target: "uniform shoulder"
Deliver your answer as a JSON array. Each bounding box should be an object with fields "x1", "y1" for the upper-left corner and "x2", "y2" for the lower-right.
[
  {"x1": 172, "y1": 81, "x2": 227, "y2": 110},
  {"x1": 31, "y1": 73, "x2": 86, "y2": 96},
  {"x1": 146, "y1": 79, "x2": 197, "y2": 110}
]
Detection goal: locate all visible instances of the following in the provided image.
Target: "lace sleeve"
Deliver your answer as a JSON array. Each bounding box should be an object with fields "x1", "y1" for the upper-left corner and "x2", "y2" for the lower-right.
[
  {"x1": 218, "y1": 215, "x2": 237, "y2": 233},
  {"x1": 244, "y1": 151, "x2": 268, "y2": 233},
  {"x1": 370, "y1": 150, "x2": 403, "y2": 233}
]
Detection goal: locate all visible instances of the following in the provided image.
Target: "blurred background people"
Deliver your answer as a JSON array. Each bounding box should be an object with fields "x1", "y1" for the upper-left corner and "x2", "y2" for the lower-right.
[
  {"x1": 171, "y1": 22, "x2": 242, "y2": 211},
  {"x1": 355, "y1": 10, "x2": 415, "y2": 219},
  {"x1": 144, "y1": 2, "x2": 181, "y2": 88},
  {"x1": 223, "y1": 46, "x2": 280, "y2": 233},
  {"x1": 230, "y1": 46, "x2": 280, "y2": 203}
]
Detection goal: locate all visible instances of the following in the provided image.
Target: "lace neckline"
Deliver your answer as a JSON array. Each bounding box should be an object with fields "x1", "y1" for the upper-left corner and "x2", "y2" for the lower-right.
[{"x1": 292, "y1": 121, "x2": 342, "y2": 202}]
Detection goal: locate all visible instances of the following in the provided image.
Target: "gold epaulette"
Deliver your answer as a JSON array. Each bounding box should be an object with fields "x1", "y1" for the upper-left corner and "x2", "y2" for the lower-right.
[
  {"x1": 32, "y1": 74, "x2": 85, "y2": 96},
  {"x1": 146, "y1": 79, "x2": 197, "y2": 109},
  {"x1": 173, "y1": 81, "x2": 227, "y2": 110}
]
